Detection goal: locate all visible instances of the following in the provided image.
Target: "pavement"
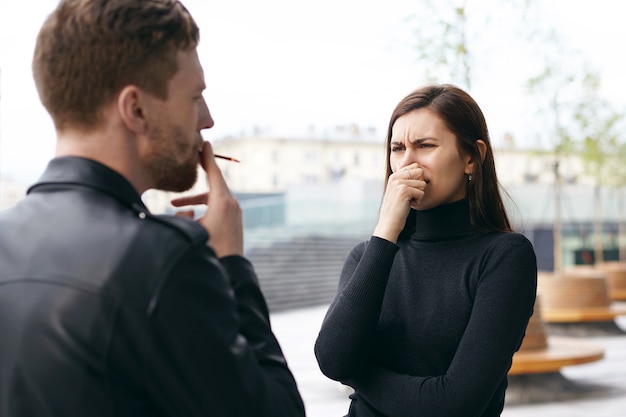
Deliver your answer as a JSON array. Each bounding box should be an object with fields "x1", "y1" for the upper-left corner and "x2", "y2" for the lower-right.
[{"x1": 270, "y1": 304, "x2": 626, "y2": 417}]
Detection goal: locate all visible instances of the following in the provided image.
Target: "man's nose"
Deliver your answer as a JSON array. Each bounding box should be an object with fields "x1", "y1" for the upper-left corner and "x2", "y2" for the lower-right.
[{"x1": 199, "y1": 98, "x2": 214, "y2": 129}]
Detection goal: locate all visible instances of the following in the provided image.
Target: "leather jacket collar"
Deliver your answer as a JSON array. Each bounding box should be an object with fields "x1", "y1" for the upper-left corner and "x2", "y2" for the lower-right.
[{"x1": 28, "y1": 156, "x2": 147, "y2": 212}]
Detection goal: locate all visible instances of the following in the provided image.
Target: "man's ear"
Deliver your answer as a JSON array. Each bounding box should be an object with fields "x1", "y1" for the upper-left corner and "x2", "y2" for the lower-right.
[{"x1": 118, "y1": 86, "x2": 148, "y2": 134}]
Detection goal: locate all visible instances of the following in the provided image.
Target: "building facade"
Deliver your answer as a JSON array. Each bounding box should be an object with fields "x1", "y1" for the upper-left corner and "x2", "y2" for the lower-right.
[
  {"x1": 210, "y1": 130, "x2": 599, "y2": 194},
  {"x1": 2, "y1": 129, "x2": 624, "y2": 271},
  {"x1": 212, "y1": 126, "x2": 385, "y2": 194},
  {"x1": 0, "y1": 177, "x2": 27, "y2": 210}
]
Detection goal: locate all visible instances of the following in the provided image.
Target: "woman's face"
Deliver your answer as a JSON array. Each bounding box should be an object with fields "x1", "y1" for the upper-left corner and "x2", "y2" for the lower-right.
[{"x1": 389, "y1": 108, "x2": 474, "y2": 210}]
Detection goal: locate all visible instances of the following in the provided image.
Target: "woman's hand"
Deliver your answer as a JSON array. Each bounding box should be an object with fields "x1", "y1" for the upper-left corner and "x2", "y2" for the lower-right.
[{"x1": 373, "y1": 163, "x2": 427, "y2": 243}]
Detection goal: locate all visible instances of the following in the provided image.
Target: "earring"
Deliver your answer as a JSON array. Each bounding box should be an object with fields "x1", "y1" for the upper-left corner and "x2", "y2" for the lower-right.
[{"x1": 468, "y1": 173, "x2": 472, "y2": 182}]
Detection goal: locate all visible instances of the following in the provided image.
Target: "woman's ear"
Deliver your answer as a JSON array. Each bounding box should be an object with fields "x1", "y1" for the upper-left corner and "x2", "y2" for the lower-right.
[
  {"x1": 476, "y1": 139, "x2": 487, "y2": 163},
  {"x1": 464, "y1": 139, "x2": 488, "y2": 175},
  {"x1": 117, "y1": 86, "x2": 148, "y2": 134}
]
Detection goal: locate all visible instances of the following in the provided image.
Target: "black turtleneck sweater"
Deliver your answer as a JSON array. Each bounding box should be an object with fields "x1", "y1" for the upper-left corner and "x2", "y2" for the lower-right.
[{"x1": 314, "y1": 199, "x2": 537, "y2": 417}]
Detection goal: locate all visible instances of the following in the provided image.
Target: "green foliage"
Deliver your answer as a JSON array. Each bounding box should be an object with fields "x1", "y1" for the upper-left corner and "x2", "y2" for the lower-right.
[
  {"x1": 406, "y1": 0, "x2": 625, "y2": 190},
  {"x1": 525, "y1": 28, "x2": 625, "y2": 187},
  {"x1": 409, "y1": 0, "x2": 471, "y2": 88},
  {"x1": 572, "y1": 72, "x2": 625, "y2": 186}
]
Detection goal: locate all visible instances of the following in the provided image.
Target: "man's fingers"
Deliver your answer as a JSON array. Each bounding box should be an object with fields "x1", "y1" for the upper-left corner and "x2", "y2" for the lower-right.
[
  {"x1": 199, "y1": 141, "x2": 229, "y2": 193},
  {"x1": 171, "y1": 192, "x2": 209, "y2": 207},
  {"x1": 198, "y1": 140, "x2": 213, "y2": 172},
  {"x1": 174, "y1": 210, "x2": 195, "y2": 219}
]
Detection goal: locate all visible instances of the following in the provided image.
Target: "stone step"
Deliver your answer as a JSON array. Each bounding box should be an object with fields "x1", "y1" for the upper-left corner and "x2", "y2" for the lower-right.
[{"x1": 245, "y1": 235, "x2": 362, "y2": 312}]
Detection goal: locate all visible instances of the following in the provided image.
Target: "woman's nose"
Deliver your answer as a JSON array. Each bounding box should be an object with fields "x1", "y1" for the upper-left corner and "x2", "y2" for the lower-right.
[{"x1": 400, "y1": 149, "x2": 417, "y2": 168}]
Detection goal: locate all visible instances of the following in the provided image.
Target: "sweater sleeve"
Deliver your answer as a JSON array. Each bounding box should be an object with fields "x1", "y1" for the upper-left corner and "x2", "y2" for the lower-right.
[
  {"x1": 348, "y1": 234, "x2": 537, "y2": 417},
  {"x1": 314, "y1": 236, "x2": 399, "y2": 381}
]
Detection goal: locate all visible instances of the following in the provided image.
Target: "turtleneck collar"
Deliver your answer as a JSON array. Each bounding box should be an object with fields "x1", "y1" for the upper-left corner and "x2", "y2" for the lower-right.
[{"x1": 409, "y1": 199, "x2": 476, "y2": 241}]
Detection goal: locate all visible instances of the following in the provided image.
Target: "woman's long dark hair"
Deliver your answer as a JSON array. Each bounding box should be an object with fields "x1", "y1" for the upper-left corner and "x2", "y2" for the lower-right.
[{"x1": 385, "y1": 84, "x2": 512, "y2": 239}]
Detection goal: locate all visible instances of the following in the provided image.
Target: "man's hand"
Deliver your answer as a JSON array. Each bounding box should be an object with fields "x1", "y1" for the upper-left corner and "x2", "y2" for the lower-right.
[{"x1": 171, "y1": 141, "x2": 243, "y2": 258}]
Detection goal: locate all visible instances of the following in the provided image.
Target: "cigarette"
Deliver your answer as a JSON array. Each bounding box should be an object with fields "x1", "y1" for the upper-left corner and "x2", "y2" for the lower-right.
[{"x1": 214, "y1": 154, "x2": 240, "y2": 163}]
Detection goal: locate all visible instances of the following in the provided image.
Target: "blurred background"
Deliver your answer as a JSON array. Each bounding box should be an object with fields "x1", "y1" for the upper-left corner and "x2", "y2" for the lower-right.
[
  {"x1": 2, "y1": 0, "x2": 625, "y2": 283},
  {"x1": 2, "y1": 1, "x2": 626, "y2": 415}
]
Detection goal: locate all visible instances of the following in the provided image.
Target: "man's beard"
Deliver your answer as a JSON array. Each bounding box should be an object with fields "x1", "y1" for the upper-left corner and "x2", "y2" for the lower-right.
[{"x1": 145, "y1": 123, "x2": 199, "y2": 193}]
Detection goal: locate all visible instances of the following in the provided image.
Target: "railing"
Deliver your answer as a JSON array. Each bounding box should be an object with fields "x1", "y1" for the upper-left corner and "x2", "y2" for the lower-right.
[{"x1": 240, "y1": 195, "x2": 375, "y2": 311}]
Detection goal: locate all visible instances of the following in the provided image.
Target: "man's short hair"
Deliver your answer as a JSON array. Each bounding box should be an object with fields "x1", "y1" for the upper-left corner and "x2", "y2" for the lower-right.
[{"x1": 33, "y1": 0, "x2": 200, "y2": 131}]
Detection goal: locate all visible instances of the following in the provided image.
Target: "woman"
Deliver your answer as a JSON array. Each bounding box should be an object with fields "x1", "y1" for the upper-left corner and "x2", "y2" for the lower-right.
[{"x1": 314, "y1": 84, "x2": 537, "y2": 417}]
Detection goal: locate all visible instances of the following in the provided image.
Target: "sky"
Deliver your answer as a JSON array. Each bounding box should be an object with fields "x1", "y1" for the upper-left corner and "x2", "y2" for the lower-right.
[{"x1": 1, "y1": 0, "x2": 625, "y2": 184}]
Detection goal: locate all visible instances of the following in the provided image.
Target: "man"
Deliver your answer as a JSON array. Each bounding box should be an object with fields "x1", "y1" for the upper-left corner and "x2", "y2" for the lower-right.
[{"x1": 0, "y1": 1, "x2": 305, "y2": 416}]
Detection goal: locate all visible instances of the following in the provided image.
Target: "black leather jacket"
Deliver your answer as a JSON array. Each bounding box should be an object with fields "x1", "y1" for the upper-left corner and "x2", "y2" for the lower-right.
[{"x1": 0, "y1": 157, "x2": 305, "y2": 417}]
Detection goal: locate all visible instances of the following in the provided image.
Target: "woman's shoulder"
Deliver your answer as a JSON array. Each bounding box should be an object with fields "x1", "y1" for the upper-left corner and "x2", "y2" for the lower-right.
[
  {"x1": 490, "y1": 230, "x2": 532, "y2": 243},
  {"x1": 482, "y1": 230, "x2": 536, "y2": 257}
]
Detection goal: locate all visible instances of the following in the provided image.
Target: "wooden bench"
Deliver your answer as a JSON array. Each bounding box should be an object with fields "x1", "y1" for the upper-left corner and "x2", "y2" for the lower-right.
[
  {"x1": 537, "y1": 270, "x2": 626, "y2": 323},
  {"x1": 596, "y1": 262, "x2": 626, "y2": 301},
  {"x1": 540, "y1": 304, "x2": 626, "y2": 322},
  {"x1": 612, "y1": 290, "x2": 626, "y2": 301},
  {"x1": 509, "y1": 336, "x2": 605, "y2": 375},
  {"x1": 509, "y1": 295, "x2": 605, "y2": 375}
]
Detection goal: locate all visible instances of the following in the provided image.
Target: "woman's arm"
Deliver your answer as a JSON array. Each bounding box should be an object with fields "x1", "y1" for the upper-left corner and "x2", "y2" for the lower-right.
[
  {"x1": 348, "y1": 234, "x2": 537, "y2": 417},
  {"x1": 314, "y1": 236, "x2": 399, "y2": 381}
]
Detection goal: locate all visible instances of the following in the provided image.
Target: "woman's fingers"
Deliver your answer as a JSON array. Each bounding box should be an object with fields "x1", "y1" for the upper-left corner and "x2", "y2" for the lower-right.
[
  {"x1": 374, "y1": 164, "x2": 428, "y2": 241},
  {"x1": 395, "y1": 164, "x2": 425, "y2": 183},
  {"x1": 394, "y1": 181, "x2": 427, "y2": 206}
]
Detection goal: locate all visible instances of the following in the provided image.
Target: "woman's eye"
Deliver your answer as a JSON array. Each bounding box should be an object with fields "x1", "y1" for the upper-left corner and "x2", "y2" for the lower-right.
[{"x1": 391, "y1": 146, "x2": 403, "y2": 152}]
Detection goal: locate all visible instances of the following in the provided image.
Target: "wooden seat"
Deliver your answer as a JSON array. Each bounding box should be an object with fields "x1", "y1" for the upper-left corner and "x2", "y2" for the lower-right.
[
  {"x1": 509, "y1": 336, "x2": 605, "y2": 375},
  {"x1": 517, "y1": 295, "x2": 548, "y2": 351},
  {"x1": 509, "y1": 295, "x2": 605, "y2": 375},
  {"x1": 612, "y1": 290, "x2": 626, "y2": 300},
  {"x1": 536, "y1": 270, "x2": 626, "y2": 323},
  {"x1": 541, "y1": 269, "x2": 610, "y2": 308},
  {"x1": 595, "y1": 262, "x2": 626, "y2": 301},
  {"x1": 540, "y1": 304, "x2": 626, "y2": 322}
]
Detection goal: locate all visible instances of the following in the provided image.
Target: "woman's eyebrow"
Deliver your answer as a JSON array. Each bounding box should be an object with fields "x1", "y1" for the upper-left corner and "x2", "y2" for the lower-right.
[
  {"x1": 408, "y1": 137, "x2": 436, "y2": 145},
  {"x1": 390, "y1": 137, "x2": 437, "y2": 147}
]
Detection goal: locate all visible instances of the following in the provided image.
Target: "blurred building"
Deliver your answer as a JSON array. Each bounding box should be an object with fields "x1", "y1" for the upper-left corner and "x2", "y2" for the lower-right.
[
  {"x1": 211, "y1": 129, "x2": 599, "y2": 193},
  {"x1": 2, "y1": 127, "x2": 624, "y2": 275},
  {"x1": 143, "y1": 126, "x2": 613, "y2": 214},
  {"x1": 212, "y1": 124, "x2": 385, "y2": 193},
  {"x1": 0, "y1": 177, "x2": 27, "y2": 210}
]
